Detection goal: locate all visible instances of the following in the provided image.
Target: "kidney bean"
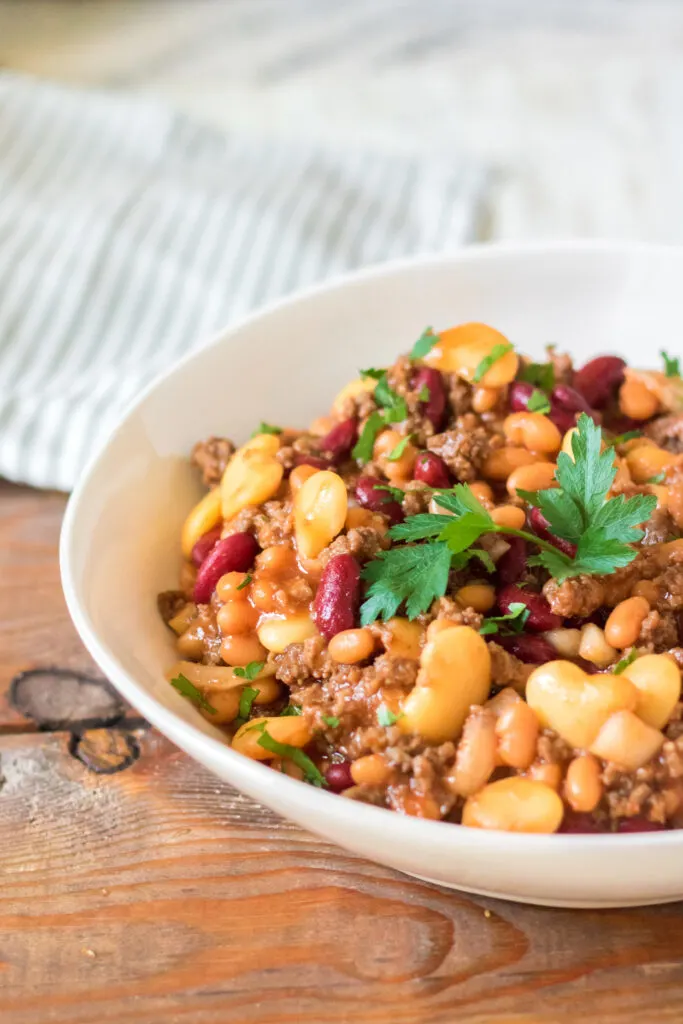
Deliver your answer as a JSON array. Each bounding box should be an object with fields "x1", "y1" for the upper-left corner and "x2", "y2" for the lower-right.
[
  {"x1": 193, "y1": 532, "x2": 259, "y2": 604},
  {"x1": 616, "y1": 816, "x2": 668, "y2": 833},
  {"x1": 528, "y1": 507, "x2": 577, "y2": 558},
  {"x1": 551, "y1": 384, "x2": 594, "y2": 415},
  {"x1": 604, "y1": 415, "x2": 641, "y2": 437},
  {"x1": 355, "y1": 475, "x2": 404, "y2": 526},
  {"x1": 320, "y1": 418, "x2": 357, "y2": 459},
  {"x1": 412, "y1": 367, "x2": 447, "y2": 430},
  {"x1": 573, "y1": 657, "x2": 600, "y2": 676},
  {"x1": 573, "y1": 356, "x2": 626, "y2": 409},
  {"x1": 497, "y1": 583, "x2": 562, "y2": 632},
  {"x1": 191, "y1": 525, "x2": 221, "y2": 568},
  {"x1": 325, "y1": 761, "x2": 354, "y2": 793},
  {"x1": 496, "y1": 536, "x2": 528, "y2": 585},
  {"x1": 509, "y1": 381, "x2": 535, "y2": 412},
  {"x1": 314, "y1": 554, "x2": 361, "y2": 640},
  {"x1": 548, "y1": 406, "x2": 577, "y2": 435},
  {"x1": 413, "y1": 451, "x2": 451, "y2": 488},
  {"x1": 293, "y1": 454, "x2": 333, "y2": 471},
  {"x1": 558, "y1": 811, "x2": 607, "y2": 834},
  {"x1": 495, "y1": 633, "x2": 557, "y2": 664}
]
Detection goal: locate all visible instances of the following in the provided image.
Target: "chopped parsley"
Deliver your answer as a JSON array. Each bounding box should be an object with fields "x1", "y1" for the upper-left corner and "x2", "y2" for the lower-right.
[
  {"x1": 352, "y1": 369, "x2": 409, "y2": 463},
  {"x1": 359, "y1": 417, "x2": 657, "y2": 623},
  {"x1": 527, "y1": 389, "x2": 552, "y2": 414},
  {"x1": 661, "y1": 350, "x2": 680, "y2": 378},
  {"x1": 648, "y1": 472, "x2": 666, "y2": 484},
  {"x1": 610, "y1": 430, "x2": 642, "y2": 445},
  {"x1": 323, "y1": 715, "x2": 340, "y2": 728},
  {"x1": 478, "y1": 603, "x2": 530, "y2": 636},
  {"x1": 518, "y1": 361, "x2": 555, "y2": 392},
  {"x1": 409, "y1": 326, "x2": 438, "y2": 360},
  {"x1": 251, "y1": 422, "x2": 282, "y2": 437},
  {"x1": 473, "y1": 343, "x2": 513, "y2": 383},
  {"x1": 233, "y1": 685, "x2": 259, "y2": 727},
  {"x1": 233, "y1": 660, "x2": 265, "y2": 681},
  {"x1": 374, "y1": 484, "x2": 406, "y2": 503},
  {"x1": 387, "y1": 435, "x2": 414, "y2": 461},
  {"x1": 236, "y1": 574, "x2": 252, "y2": 591},
  {"x1": 252, "y1": 722, "x2": 326, "y2": 787},
  {"x1": 613, "y1": 649, "x2": 639, "y2": 674},
  {"x1": 280, "y1": 704, "x2": 302, "y2": 717},
  {"x1": 170, "y1": 674, "x2": 217, "y2": 715},
  {"x1": 377, "y1": 707, "x2": 403, "y2": 727},
  {"x1": 418, "y1": 384, "x2": 431, "y2": 402}
]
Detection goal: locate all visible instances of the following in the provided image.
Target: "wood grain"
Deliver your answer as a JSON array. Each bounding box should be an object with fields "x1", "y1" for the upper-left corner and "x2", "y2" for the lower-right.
[{"x1": 2, "y1": 479, "x2": 683, "y2": 1023}]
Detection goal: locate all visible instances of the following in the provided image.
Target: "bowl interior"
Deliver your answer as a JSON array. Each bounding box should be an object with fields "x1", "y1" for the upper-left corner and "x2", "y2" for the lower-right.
[{"x1": 61, "y1": 243, "x2": 683, "y2": 906}]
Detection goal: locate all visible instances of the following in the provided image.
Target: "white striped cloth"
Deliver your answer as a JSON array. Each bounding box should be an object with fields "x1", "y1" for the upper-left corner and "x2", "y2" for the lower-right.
[{"x1": 0, "y1": 73, "x2": 487, "y2": 491}]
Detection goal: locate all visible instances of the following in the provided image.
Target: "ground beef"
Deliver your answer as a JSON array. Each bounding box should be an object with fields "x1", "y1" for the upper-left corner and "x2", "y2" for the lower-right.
[
  {"x1": 641, "y1": 506, "x2": 678, "y2": 545},
  {"x1": 646, "y1": 413, "x2": 683, "y2": 453},
  {"x1": 543, "y1": 574, "x2": 607, "y2": 618},
  {"x1": 548, "y1": 347, "x2": 574, "y2": 385},
  {"x1": 190, "y1": 436, "x2": 235, "y2": 488},
  {"x1": 601, "y1": 738, "x2": 683, "y2": 824},
  {"x1": 181, "y1": 603, "x2": 222, "y2": 665},
  {"x1": 427, "y1": 414, "x2": 501, "y2": 482},
  {"x1": 157, "y1": 590, "x2": 187, "y2": 624},
  {"x1": 320, "y1": 526, "x2": 389, "y2": 566},
  {"x1": 488, "y1": 641, "x2": 532, "y2": 691},
  {"x1": 536, "y1": 729, "x2": 573, "y2": 766},
  {"x1": 401, "y1": 483, "x2": 431, "y2": 516},
  {"x1": 276, "y1": 434, "x2": 320, "y2": 469},
  {"x1": 223, "y1": 499, "x2": 294, "y2": 548},
  {"x1": 447, "y1": 376, "x2": 474, "y2": 416},
  {"x1": 638, "y1": 609, "x2": 680, "y2": 651},
  {"x1": 419, "y1": 597, "x2": 484, "y2": 630}
]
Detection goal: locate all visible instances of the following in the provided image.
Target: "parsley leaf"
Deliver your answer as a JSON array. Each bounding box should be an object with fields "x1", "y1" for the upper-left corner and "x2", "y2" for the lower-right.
[
  {"x1": 527, "y1": 389, "x2": 551, "y2": 414},
  {"x1": 323, "y1": 715, "x2": 340, "y2": 728},
  {"x1": 519, "y1": 361, "x2": 555, "y2": 392},
  {"x1": 479, "y1": 602, "x2": 530, "y2": 636},
  {"x1": 280, "y1": 705, "x2": 302, "y2": 717},
  {"x1": 234, "y1": 685, "x2": 259, "y2": 727},
  {"x1": 410, "y1": 327, "x2": 438, "y2": 360},
  {"x1": 361, "y1": 542, "x2": 452, "y2": 623},
  {"x1": 661, "y1": 350, "x2": 681, "y2": 378},
  {"x1": 374, "y1": 484, "x2": 406, "y2": 503},
  {"x1": 390, "y1": 513, "x2": 454, "y2": 542},
  {"x1": 418, "y1": 384, "x2": 431, "y2": 402},
  {"x1": 648, "y1": 472, "x2": 666, "y2": 484},
  {"x1": 251, "y1": 422, "x2": 282, "y2": 437},
  {"x1": 388, "y1": 435, "x2": 414, "y2": 461},
  {"x1": 352, "y1": 370, "x2": 408, "y2": 463},
  {"x1": 236, "y1": 574, "x2": 252, "y2": 591},
  {"x1": 352, "y1": 410, "x2": 385, "y2": 462},
  {"x1": 473, "y1": 343, "x2": 513, "y2": 383},
  {"x1": 253, "y1": 723, "x2": 326, "y2": 787},
  {"x1": 610, "y1": 430, "x2": 642, "y2": 445},
  {"x1": 170, "y1": 674, "x2": 217, "y2": 715},
  {"x1": 360, "y1": 368, "x2": 386, "y2": 381},
  {"x1": 377, "y1": 707, "x2": 403, "y2": 727},
  {"x1": 233, "y1": 660, "x2": 265, "y2": 681},
  {"x1": 614, "y1": 649, "x2": 639, "y2": 674}
]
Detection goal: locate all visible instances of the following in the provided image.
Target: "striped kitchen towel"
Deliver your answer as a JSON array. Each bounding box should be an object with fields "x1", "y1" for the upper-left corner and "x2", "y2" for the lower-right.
[{"x1": 0, "y1": 73, "x2": 487, "y2": 491}]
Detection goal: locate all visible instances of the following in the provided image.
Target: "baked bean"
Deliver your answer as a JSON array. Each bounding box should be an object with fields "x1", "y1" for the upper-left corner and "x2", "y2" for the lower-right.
[
  {"x1": 309, "y1": 415, "x2": 335, "y2": 437},
  {"x1": 462, "y1": 778, "x2": 564, "y2": 833},
  {"x1": 193, "y1": 533, "x2": 259, "y2": 604},
  {"x1": 632, "y1": 579, "x2": 660, "y2": 605},
  {"x1": 373, "y1": 429, "x2": 418, "y2": 482},
  {"x1": 320, "y1": 418, "x2": 357, "y2": 459},
  {"x1": 294, "y1": 469, "x2": 347, "y2": 559},
  {"x1": 503, "y1": 411, "x2": 562, "y2": 454},
  {"x1": 314, "y1": 553, "x2": 361, "y2": 640},
  {"x1": 590, "y1": 709, "x2": 665, "y2": 770},
  {"x1": 220, "y1": 634, "x2": 268, "y2": 666},
  {"x1": 217, "y1": 601, "x2": 259, "y2": 635},
  {"x1": 413, "y1": 451, "x2": 451, "y2": 488},
  {"x1": 216, "y1": 571, "x2": 251, "y2": 602},
  {"x1": 332, "y1": 376, "x2": 376, "y2": 415},
  {"x1": 351, "y1": 753, "x2": 392, "y2": 787},
  {"x1": 526, "y1": 659, "x2": 637, "y2": 748},
  {"x1": 232, "y1": 715, "x2": 312, "y2": 760},
  {"x1": 257, "y1": 612, "x2": 318, "y2": 653},
  {"x1": 649, "y1": 484, "x2": 670, "y2": 509},
  {"x1": 625, "y1": 444, "x2": 679, "y2": 483},
  {"x1": 251, "y1": 578, "x2": 278, "y2": 612},
  {"x1": 573, "y1": 355, "x2": 626, "y2": 408},
  {"x1": 447, "y1": 709, "x2": 497, "y2": 797},
  {"x1": 220, "y1": 434, "x2": 283, "y2": 521},
  {"x1": 543, "y1": 627, "x2": 582, "y2": 658},
  {"x1": 412, "y1": 366, "x2": 448, "y2": 430},
  {"x1": 578, "y1": 623, "x2": 618, "y2": 667},
  {"x1": 382, "y1": 617, "x2": 423, "y2": 660},
  {"x1": 490, "y1": 504, "x2": 526, "y2": 529},
  {"x1": 621, "y1": 653, "x2": 682, "y2": 728},
  {"x1": 604, "y1": 596, "x2": 650, "y2": 649},
  {"x1": 619, "y1": 378, "x2": 659, "y2": 420},
  {"x1": 483, "y1": 446, "x2": 539, "y2": 480},
  {"x1": 424, "y1": 322, "x2": 518, "y2": 386},
  {"x1": 495, "y1": 700, "x2": 539, "y2": 769},
  {"x1": 328, "y1": 627, "x2": 375, "y2": 663},
  {"x1": 168, "y1": 603, "x2": 197, "y2": 637},
  {"x1": 471, "y1": 386, "x2": 499, "y2": 413},
  {"x1": 565, "y1": 754, "x2": 603, "y2": 813},
  {"x1": 181, "y1": 487, "x2": 222, "y2": 558},
  {"x1": 289, "y1": 463, "x2": 319, "y2": 494},
  {"x1": 497, "y1": 583, "x2": 562, "y2": 632},
  {"x1": 176, "y1": 628, "x2": 205, "y2": 660},
  {"x1": 256, "y1": 544, "x2": 297, "y2": 574},
  {"x1": 561, "y1": 426, "x2": 579, "y2": 458},
  {"x1": 399, "y1": 626, "x2": 491, "y2": 742},
  {"x1": 345, "y1": 506, "x2": 389, "y2": 533},
  {"x1": 506, "y1": 461, "x2": 558, "y2": 497},
  {"x1": 469, "y1": 480, "x2": 494, "y2": 504},
  {"x1": 525, "y1": 761, "x2": 563, "y2": 790},
  {"x1": 456, "y1": 583, "x2": 496, "y2": 613}
]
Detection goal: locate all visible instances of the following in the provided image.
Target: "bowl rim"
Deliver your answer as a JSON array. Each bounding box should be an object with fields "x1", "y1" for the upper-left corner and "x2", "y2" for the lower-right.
[{"x1": 60, "y1": 238, "x2": 683, "y2": 851}]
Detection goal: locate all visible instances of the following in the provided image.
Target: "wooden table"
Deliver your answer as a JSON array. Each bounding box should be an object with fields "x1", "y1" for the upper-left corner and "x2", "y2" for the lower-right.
[{"x1": 2, "y1": 479, "x2": 683, "y2": 1024}]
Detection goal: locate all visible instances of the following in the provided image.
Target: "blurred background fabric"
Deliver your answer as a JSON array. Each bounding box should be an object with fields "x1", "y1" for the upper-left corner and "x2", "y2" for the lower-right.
[{"x1": 1, "y1": 0, "x2": 682, "y2": 488}]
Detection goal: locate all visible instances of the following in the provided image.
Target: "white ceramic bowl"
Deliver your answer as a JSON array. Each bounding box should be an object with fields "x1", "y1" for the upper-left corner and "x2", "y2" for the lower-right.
[{"x1": 61, "y1": 241, "x2": 683, "y2": 908}]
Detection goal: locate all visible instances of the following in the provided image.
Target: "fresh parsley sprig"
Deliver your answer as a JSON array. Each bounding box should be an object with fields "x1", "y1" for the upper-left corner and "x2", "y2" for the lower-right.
[
  {"x1": 251, "y1": 722, "x2": 326, "y2": 787},
  {"x1": 518, "y1": 361, "x2": 555, "y2": 392},
  {"x1": 233, "y1": 660, "x2": 265, "y2": 681},
  {"x1": 661, "y1": 350, "x2": 681, "y2": 378},
  {"x1": 352, "y1": 369, "x2": 409, "y2": 463},
  {"x1": 478, "y1": 603, "x2": 530, "y2": 636},
  {"x1": 473, "y1": 343, "x2": 513, "y2": 383},
  {"x1": 170, "y1": 674, "x2": 217, "y2": 715},
  {"x1": 410, "y1": 327, "x2": 438, "y2": 360}
]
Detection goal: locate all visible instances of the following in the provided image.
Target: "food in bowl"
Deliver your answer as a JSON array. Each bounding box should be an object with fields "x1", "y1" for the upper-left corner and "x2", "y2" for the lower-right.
[{"x1": 158, "y1": 321, "x2": 683, "y2": 835}]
